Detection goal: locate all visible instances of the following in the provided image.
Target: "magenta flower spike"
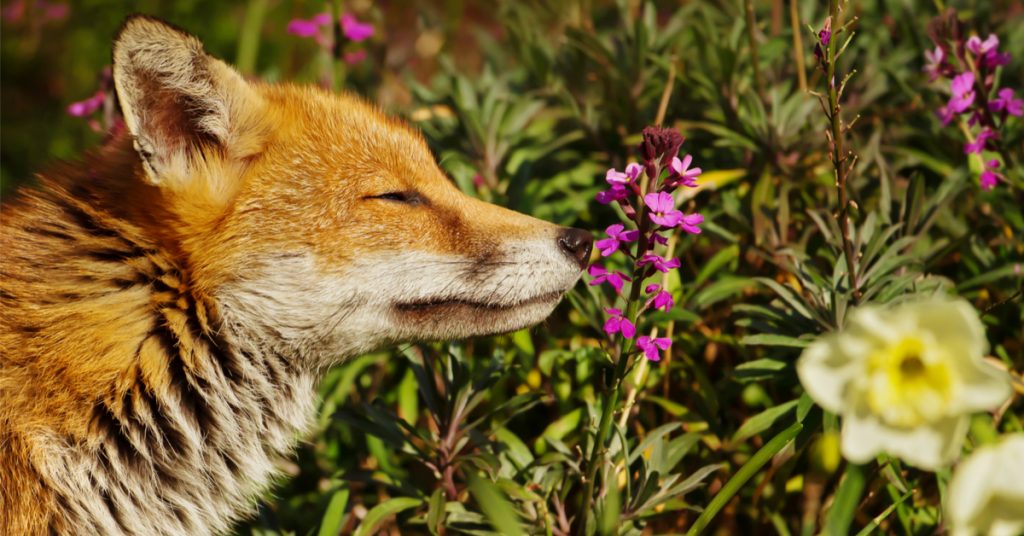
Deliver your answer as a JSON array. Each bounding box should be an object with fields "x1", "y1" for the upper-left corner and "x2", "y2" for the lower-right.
[
  {"x1": 344, "y1": 50, "x2": 368, "y2": 64},
  {"x1": 287, "y1": 18, "x2": 322, "y2": 37},
  {"x1": 644, "y1": 192, "x2": 684, "y2": 228},
  {"x1": 595, "y1": 185, "x2": 629, "y2": 205},
  {"x1": 949, "y1": 72, "x2": 976, "y2": 114},
  {"x1": 637, "y1": 336, "x2": 671, "y2": 361},
  {"x1": 67, "y1": 91, "x2": 104, "y2": 118},
  {"x1": 588, "y1": 265, "x2": 630, "y2": 293},
  {"x1": 966, "y1": 34, "x2": 999, "y2": 56},
  {"x1": 990, "y1": 88, "x2": 1024, "y2": 117},
  {"x1": 637, "y1": 254, "x2": 681, "y2": 273},
  {"x1": 668, "y1": 155, "x2": 702, "y2": 187},
  {"x1": 923, "y1": 46, "x2": 945, "y2": 82},
  {"x1": 679, "y1": 213, "x2": 704, "y2": 235},
  {"x1": 964, "y1": 128, "x2": 995, "y2": 154},
  {"x1": 341, "y1": 13, "x2": 374, "y2": 42},
  {"x1": 647, "y1": 290, "x2": 674, "y2": 312},
  {"x1": 979, "y1": 159, "x2": 1002, "y2": 190},
  {"x1": 603, "y1": 308, "x2": 636, "y2": 339},
  {"x1": 595, "y1": 224, "x2": 639, "y2": 257}
]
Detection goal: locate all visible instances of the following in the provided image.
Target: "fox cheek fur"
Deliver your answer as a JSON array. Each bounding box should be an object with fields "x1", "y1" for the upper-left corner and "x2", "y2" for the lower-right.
[{"x1": 0, "y1": 14, "x2": 591, "y2": 536}]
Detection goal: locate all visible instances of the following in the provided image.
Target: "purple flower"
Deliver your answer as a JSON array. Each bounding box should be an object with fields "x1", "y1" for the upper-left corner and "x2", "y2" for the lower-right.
[
  {"x1": 990, "y1": 88, "x2": 1024, "y2": 117},
  {"x1": 637, "y1": 336, "x2": 671, "y2": 362},
  {"x1": 341, "y1": 13, "x2": 374, "y2": 42},
  {"x1": 979, "y1": 159, "x2": 1002, "y2": 191},
  {"x1": 595, "y1": 224, "x2": 639, "y2": 257},
  {"x1": 949, "y1": 72, "x2": 976, "y2": 114},
  {"x1": 67, "y1": 91, "x2": 104, "y2": 117},
  {"x1": 964, "y1": 127, "x2": 995, "y2": 154},
  {"x1": 287, "y1": 17, "x2": 323, "y2": 37},
  {"x1": 668, "y1": 155, "x2": 702, "y2": 187},
  {"x1": 588, "y1": 265, "x2": 631, "y2": 294},
  {"x1": 638, "y1": 127, "x2": 685, "y2": 170},
  {"x1": 814, "y1": 18, "x2": 832, "y2": 64},
  {"x1": 984, "y1": 50, "x2": 1011, "y2": 69},
  {"x1": 604, "y1": 308, "x2": 636, "y2": 339},
  {"x1": 649, "y1": 233, "x2": 669, "y2": 246},
  {"x1": 679, "y1": 213, "x2": 704, "y2": 235},
  {"x1": 637, "y1": 254, "x2": 681, "y2": 273},
  {"x1": 644, "y1": 192, "x2": 684, "y2": 228},
  {"x1": 924, "y1": 46, "x2": 945, "y2": 82},
  {"x1": 605, "y1": 163, "x2": 643, "y2": 185},
  {"x1": 649, "y1": 291, "x2": 674, "y2": 311},
  {"x1": 967, "y1": 34, "x2": 1011, "y2": 69},
  {"x1": 596, "y1": 185, "x2": 629, "y2": 205},
  {"x1": 937, "y1": 104, "x2": 956, "y2": 126},
  {"x1": 344, "y1": 50, "x2": 368, "y2": 64},
  {"x1": 966, "y1": 34, "x2": 999, "y2": 56},
  {"x1": 642, "y1": 284, "x2": 674, "y2": 312}
]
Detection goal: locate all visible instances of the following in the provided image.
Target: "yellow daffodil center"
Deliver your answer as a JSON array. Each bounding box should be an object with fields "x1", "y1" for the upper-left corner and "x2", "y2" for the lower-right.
[{"x1": 865, "y1": 337, "x2": 958, "y2": 428}]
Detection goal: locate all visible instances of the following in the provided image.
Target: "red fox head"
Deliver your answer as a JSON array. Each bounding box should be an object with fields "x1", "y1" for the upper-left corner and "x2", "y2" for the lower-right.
[{"x1": 111, "y1": 16, "x2": 592, "y2": 363}]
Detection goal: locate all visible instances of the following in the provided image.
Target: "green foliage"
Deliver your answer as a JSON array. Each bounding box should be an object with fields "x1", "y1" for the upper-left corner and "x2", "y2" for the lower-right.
[{"x1": 3, "y1": 0, "x2": 1023, "y2": 534}]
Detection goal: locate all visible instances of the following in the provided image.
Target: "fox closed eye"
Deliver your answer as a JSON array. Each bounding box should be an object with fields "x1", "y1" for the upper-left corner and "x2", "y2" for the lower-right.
[{"x1": 365, "y1": 191, "x2": 424, "y2": 205}]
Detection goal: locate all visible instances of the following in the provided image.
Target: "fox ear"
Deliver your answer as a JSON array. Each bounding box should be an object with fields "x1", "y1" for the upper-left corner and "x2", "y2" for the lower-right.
[{"x1": 112, "y1": 15, "x2": 258, "y2": 184}]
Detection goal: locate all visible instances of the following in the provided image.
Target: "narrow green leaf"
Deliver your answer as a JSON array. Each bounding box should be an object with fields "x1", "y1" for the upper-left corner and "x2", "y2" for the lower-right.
[
  {"x1": 686, "y1": 422, "x2": 802, "y2": 536},
  {"x1": 739, "y1": 334, "x2": 810, "y2": 348},
  {"x1": 823, "y1": 463, "x2": 868, "y2": 536},
  {"x1": 317, "y1": 486, "x2": 350, "y2": 536},
  {"x1": 732, "y1": 400, "x2": 799, "y2": 443},
  {"x1": 352, "y1": 497, "x2": 423, "y2": 536},
  {"x1": 467, "y1": 472, "x2": 527, "y2": 536}
]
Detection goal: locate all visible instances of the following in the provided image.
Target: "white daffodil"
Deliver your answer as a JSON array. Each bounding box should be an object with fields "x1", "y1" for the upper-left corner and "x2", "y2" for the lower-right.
[
  {"x1": 947, "y1": 434, "x2": 1024, "y2": 536},
  {"x1": 796, "y1": 297, "x2": 1012, "y2": 470}
]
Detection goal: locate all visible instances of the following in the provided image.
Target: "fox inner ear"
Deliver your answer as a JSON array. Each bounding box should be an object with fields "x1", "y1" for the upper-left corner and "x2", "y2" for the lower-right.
[{"x1": 112, "y1": 15, "x2": 257, "y2": 185}]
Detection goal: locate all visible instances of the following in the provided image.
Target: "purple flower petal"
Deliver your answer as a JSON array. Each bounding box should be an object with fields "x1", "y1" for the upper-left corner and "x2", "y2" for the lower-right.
[
  {"x1": 595, "y1": 237, "x2": 620, "y2": 257},
  {"x1": 341, "y1": 13, "x2": 374, "y2": 42},
  {"x1": 344, "y1": 50, "x2": 368, "y2": 64},
  {"x1": 287, "y1": 18, "x2": 321, "y2": 37},
  {"x1": 680, "y1": 213, "x2": 704, "y2": 234},
  {"x1": 625, "y1": 163, "x2": 643, "y2": 181}
]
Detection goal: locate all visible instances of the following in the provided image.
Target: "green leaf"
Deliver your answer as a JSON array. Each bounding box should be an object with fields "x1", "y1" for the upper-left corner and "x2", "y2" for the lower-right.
[
  {"x1": 467, "y1": 472, "x2": 527, "y2": 536},
  {"x1": 739, "y1": 334, "x2": 811, "y2": 348},
  {"x1": 317, "y1": 486, "x2": 350, "y2": 536},
  {"x1": 823, "y1": 463, "x2": 868, "y2": 536},
  {"x1": 853, "y1": 490, "x2": 912, "y2": 536},
  {"x1": 426, "y1": 488, "x2": 446, "y2": 536},
  {"x1": 731, "y1": 399, "x2": 799, "y2": 443},
  {"x1": 352, "y1": 497, "x2": 423, "y2": 536},
  {"x1": 686, "y1": 422, "x2": 803, "y2": 536}
]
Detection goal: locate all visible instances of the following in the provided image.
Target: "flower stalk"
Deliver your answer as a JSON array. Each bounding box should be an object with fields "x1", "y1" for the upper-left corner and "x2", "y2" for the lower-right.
[
  {"x1": 577, "y1": 128, "x2": 705, "y2": 532},
  {"x1": 819, "y1": 0, "x2": 862, "y2": 303}
]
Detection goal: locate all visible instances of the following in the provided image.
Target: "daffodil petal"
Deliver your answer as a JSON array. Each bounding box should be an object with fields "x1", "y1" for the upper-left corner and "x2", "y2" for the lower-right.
[{"x1": 797, "y1": 335, "x2": 858, "y2": 413}]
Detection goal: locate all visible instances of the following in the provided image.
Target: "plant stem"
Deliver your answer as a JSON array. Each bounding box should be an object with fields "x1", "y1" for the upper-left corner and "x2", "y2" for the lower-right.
[
  {"x1": 745, "y1": 0, "x2": 768, "y2": 105},
  {"x1": 576, "y1": 201, "x2": 652, "y2": 535},
  {"x1": 827, "y1": 0, "x2": 861, "y2": 303},
  {"x1": 789, "y1": 0, "x2": 807, "y2": 93},
  {"x1": 235, "y1": 0, "x2": 268, "y2": 75},
  {"x1": 329, "y1": 0, "x2": 346, "y2": 91}
]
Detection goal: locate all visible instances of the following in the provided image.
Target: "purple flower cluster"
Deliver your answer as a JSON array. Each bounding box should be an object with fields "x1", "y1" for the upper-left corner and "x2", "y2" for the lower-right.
[
  {"x1": 926, "y1": 11, "x2": 1020, "y2": 190},
  {"x1": 588, "y1": 126, "x2": 706, "y2": 362},
  {"x1": 287, "y1": 11, "x2": 374, "y2": 65}
]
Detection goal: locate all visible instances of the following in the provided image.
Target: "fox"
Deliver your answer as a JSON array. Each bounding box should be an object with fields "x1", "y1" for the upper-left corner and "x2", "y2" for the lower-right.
[{"x1": 0, "y1": 14, "x2": 593, "y2": 535}]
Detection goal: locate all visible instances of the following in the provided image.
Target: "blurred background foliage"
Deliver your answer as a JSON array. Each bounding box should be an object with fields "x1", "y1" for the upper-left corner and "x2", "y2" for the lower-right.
[{"x1": 2, "y1": 0, "x2": 1023, "y2": 534}]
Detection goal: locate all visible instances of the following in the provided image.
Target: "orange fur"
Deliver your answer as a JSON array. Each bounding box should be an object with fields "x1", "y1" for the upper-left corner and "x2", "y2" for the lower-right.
[{"x1": 1, "y1": 15, "x2": 590, "y2": 535}]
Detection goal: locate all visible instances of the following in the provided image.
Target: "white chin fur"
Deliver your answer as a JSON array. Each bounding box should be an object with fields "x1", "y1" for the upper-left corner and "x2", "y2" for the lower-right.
[{"x1": 214, "y1": 239, "x2": 583, "y2": 364}]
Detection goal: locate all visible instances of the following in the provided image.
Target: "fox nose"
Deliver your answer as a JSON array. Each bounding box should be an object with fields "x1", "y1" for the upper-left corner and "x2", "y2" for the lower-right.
[{"x1": 558, "y1": 228, "x2": 593, "y2": 269}]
